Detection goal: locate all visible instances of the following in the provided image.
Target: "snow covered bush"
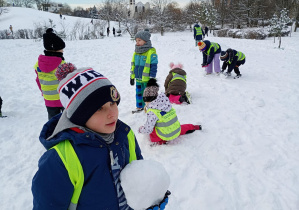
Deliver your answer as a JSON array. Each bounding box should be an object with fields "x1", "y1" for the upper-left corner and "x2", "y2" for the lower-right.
[{"x1": 214, "y1": 28, "x2": 267, "y2": 40}]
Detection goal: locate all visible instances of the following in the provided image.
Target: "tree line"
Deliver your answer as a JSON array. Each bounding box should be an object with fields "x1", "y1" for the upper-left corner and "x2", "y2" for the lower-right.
[{"x1": 1, "y1": 0, "x2": 298, "y2": 34}]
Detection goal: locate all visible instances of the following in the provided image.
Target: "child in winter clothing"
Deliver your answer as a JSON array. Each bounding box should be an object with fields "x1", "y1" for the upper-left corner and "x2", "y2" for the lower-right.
[
  {"x1": 164, "y1": 62, "x2": 190, "y2": 104},
  {"x1": 130, "y1": 29, "x2": 158, "y2": 112},
  {"x1": 139, "y1": 79, "x2": 201, "y2": 145},
  {"x1": 193, "y1": 23, "x2": 205, "y2": 46},
  {"x1": 220, "y1": 48, "x2": 246, "y2": 79},
  {"x1": 198, "y1": 40, "x2": 222, "y2": 75},
  {"x1": 34, "y1": 28, "x2": 66, "y2": 120},
  {"x1": 32, "y1": 64, "x2": 170, "y2": 210},
  {"x1": 0, "y1": 96, "x2": 4, "y2": 118}
]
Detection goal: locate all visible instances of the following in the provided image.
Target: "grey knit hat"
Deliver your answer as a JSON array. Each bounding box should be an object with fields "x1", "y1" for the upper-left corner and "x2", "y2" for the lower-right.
[
  {"x1": 135, "y1": 29, "x2": 151, "y2": 42},
  {"x1": 56, "y1": 64, "x2": 120, "y2": 126}
]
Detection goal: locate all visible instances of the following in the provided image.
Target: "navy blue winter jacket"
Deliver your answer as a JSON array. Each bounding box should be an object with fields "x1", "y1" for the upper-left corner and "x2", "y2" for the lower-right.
[
  {"x1": 202, "y1": 40, "x2": 221, "y2": 65},
  {"x1": 32, "y1": 114, "x2": 143, "y2": 210}
]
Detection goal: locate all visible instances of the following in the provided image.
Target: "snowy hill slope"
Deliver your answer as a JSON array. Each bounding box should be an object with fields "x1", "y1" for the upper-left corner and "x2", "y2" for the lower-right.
[
  {"x1": 0, "y1": 7, "x2": 93, "y2": 32},
  {"x1": 1, "y1": 7, "x2": 299, "y2": 210}
]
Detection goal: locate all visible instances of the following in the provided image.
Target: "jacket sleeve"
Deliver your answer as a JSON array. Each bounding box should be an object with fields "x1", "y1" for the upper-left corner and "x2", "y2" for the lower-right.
[
  {"x1": 139, "y1": 111, "x2": 158, "y2": 134},
  {"x1": 222, "y1": 62, "x2": 228, "y2": 71},
  {"x1": 130, "y1": 54, "x2": 135, "y2": 79},
  {"x1": 202, "y1": 53, "x2": 208, "y2": 64},
  {"x1": 227, "y1": 55, "x2": 238, "y2": 73},
  {"x1": 35, "y1": 70, "x2": 42, "y2": 93},
  {"x1": 149, "y1": 53, "x2": 158, "y2": 78},
  {"x1": 32, "y1": 149, "x2": 74, "y2": 210}
]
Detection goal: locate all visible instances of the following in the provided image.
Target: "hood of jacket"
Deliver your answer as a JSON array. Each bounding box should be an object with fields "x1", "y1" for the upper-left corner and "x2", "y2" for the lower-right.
[
  {"x1": 169, "y1": 68, "x2": 186, "y2": 76},
  {"x1": 147, "y1": 92, "x2": 172, "y2": 112},
  {"x1": 38, "y1": 54, "x2": 62, "y2": 73}
]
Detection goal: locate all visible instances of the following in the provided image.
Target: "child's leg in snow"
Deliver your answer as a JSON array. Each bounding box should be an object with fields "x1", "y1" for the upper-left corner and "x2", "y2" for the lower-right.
[
  {"x1": 180, "y1": 124, "x2": 196, "y2": 135},
  {"x1": 136, "y1": 81, "x2": 146, "y2": 109},
  {"x1": 169, "y1": 94, "x2": 182, "y2": 104},
  {"x1": 0, "y1": 96, "x2": 2, "y2": 113},
  {"x1": 205, "y1": 61, "x2": 213, "y2": 74},
  {"x1": 213, "y1": 53, "x2": 221, "y2": 73},
  {"x1": 150, "y1": 130, "x2": 167, "y2": 144}
]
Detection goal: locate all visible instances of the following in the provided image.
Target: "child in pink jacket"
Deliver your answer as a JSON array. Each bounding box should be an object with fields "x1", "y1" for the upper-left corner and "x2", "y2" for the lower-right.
[{"x1": 34, "y1": 28, "x2": 66, "y2": 120}]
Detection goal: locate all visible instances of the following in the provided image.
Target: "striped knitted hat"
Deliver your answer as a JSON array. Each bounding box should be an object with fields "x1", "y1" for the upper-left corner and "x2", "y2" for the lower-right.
[
  {"x1": 56, "y1": 63, "x2": 120, "y2": 126},
  {"x1": 198, "y1": 41, "x2": 207, "y2": 51},
  {"x1": 220, "y1": 51, "x2": 228, "y2": 61}
]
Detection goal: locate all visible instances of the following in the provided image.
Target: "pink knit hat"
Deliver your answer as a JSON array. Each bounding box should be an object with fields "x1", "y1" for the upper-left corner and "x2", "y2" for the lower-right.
[{"x1": 169, "y1": 62, "x2": 183, "y2": 69}]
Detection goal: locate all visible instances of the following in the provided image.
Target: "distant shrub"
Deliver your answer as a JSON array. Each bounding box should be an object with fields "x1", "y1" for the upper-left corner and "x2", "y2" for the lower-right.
[{"x1": 214, "y1": 28, "x2": 268, "y2": 40}]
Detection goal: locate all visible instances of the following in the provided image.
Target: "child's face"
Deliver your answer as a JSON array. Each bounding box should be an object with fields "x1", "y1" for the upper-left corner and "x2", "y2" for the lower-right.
[
  {"x1": 85, "y1": 101, "x2": 119, "y2": 134},
  {"x1": 136, "y1": 38, "x2": 146, "y2": 46}
]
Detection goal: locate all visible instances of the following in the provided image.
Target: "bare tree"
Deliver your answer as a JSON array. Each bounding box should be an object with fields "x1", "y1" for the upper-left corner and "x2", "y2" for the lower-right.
[{"x1": 150, "y1": 0, "x2": 173, "y2": 35}]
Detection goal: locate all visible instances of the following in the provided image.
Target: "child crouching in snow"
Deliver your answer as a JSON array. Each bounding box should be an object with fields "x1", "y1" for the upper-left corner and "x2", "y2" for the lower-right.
[
  {"x1": 32, "y1": 64, "x2": 170, "y2": 210},
  {"x1": 164, "y1": 62, "x2": 191, "y2": 104},
  {"x1": 139, "y1": 79, "x2": 201, "y2": 145}
]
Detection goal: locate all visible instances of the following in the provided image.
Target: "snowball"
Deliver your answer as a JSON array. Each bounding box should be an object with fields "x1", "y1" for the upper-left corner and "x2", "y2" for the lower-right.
[{"x1": 120, "y1": 159, "x2": 170, "y2": 210}]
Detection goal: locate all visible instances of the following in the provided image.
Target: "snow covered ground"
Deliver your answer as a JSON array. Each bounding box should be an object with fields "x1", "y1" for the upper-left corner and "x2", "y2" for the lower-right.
[{"x1": 1, "y1": 7, "x2": 299, "y2": 210}]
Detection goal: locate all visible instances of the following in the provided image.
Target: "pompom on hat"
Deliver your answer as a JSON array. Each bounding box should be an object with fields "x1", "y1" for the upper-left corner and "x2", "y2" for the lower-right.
[
  {"x1": 43, "y1": 28, "x2": 66, "y2": 51},
  {"x1": 169, "y1": 62, "x2": 183, "y2": 69},
  {"x1": 56, "y1": 63, "x2": 120, "y2": 126},
  {"x1": 198, "y1": 41, "x2": 207, "y2": 52},
  {"x1": 135, "y1": 29, "x2": 151, "y2": 42},
  {"x1": 143, "y1": 78, "x2": 159, "y2": 102}
]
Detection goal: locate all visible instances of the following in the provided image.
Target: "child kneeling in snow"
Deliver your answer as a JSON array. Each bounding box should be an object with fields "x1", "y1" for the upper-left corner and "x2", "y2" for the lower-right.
[
  {"x1": 164, "y1": 62, "x2": 191, "y2": 104},
  {"x1": 32, "y1": 64, "x2": 169, "y2": 210},
  {"x1": 139, "y1": 78, "x2": 201, "y2": 145}
]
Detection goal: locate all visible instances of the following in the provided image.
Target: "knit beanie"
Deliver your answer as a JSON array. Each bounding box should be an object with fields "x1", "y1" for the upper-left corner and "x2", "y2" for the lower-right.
[
  {"x1": 143, "y1": 78, "x2": 159, "y2": 102},
  {"x1": 55, "y1": 63, "x2": 120, "y2": 126},
  {"x1": 135, "y1": 29, "x2": 151, "y2": 42},
  {"x1": 198, "y1": 41, "x2": 207, "y2": 52},
  {"x1": 220, "y1": 51, "x2": 228, "y2": 61},
  {"x1": 43, "y1": 28, "x2": 66, "y2": 51},
  {"x1": 169, "y1": 62, "x2": 183, "y2": 69}
]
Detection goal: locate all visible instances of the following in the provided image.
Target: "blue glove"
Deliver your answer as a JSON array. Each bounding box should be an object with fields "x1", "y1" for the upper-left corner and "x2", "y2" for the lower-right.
[{"x1": 146, "y1": 190, "x2": 171, "y2": 210}]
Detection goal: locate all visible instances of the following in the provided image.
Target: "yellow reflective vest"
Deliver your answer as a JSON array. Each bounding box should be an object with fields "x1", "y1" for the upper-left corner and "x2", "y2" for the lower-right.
[
  {"x1": 130, "y1": 48, "x2": 157, "y2": 82},
  {"x1": 34, "y1": 60, "x2": 65, "y2": 101},
  {"x1": 147, "y1": 108, "x2": 181, "y2": 141},
  {"x1": 50, "y1": 130, "x2": 137, "y2": 210}
]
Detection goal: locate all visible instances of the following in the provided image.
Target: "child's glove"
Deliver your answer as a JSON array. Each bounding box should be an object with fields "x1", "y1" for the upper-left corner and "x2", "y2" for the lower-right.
[
  {"x1": 201, "y1": 63, "x2": 208, "y2": 68},
  {"x1": 130, "y1": 78, "x2": 135, "y2": 86},
  {"x1": 146, "y1": 190, "x2": 171, "y2": 210}
]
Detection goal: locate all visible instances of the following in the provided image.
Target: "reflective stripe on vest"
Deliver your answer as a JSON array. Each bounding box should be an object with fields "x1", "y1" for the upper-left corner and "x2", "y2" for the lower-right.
[
  {"x1": 236, "y1": 51, "x2": 245, "y2": 61},
  {"x1": 195, "y1": 27, "x2": 203, "y2": 36},
  {"x1": 206, "y1": 42, "x2": 220, "y2": 55},
  {"x1": 127, "y1": 129, "x2": 137, "y2": 163},
  {"x1": 148, "y1": 108, "x2": 181, "y2": 141},
  {"x1": 50, "y1": 140, "x2": 84, "y2": 210},
  {"x1": 168, "y1": 72, "x2": 186, "y2": 87},
  {"x1": 50, "y1": 132, "x2": 137, "y2": 209},
  {"x1": 130, "y1": 48, "x2": 156, "y2": 82},
  {"x1": 35, "y1": 60, "x2": 65, "y2": 101}
]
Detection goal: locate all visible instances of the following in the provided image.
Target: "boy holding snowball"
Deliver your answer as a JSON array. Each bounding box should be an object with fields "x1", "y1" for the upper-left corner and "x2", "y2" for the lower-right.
[{"x1": 32, "y1": 63, "x2": 170, "y2": 210}]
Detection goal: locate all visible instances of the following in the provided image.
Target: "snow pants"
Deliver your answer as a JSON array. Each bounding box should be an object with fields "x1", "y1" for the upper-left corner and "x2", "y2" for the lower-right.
[
  {"x1": 136, "y1": 80, "x2": 147, "y2": 109},
  {"x1": 205, "y1": 53, "x2": 221, "y2": 74},
  {"x1": 149, "y1": 124, "x2": 197, "y2": 144},
  {"x1": 46, "y1": 106, "x2": 64, "y2": 120},
  {"x1": 0, "y1": 96, "x2": 2, "y2": 113}
]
